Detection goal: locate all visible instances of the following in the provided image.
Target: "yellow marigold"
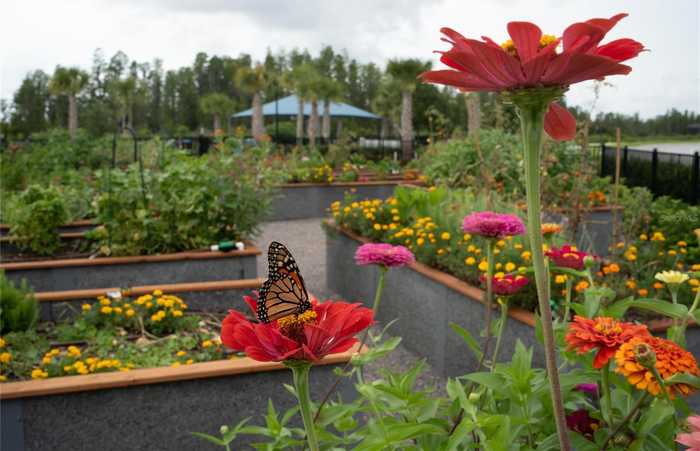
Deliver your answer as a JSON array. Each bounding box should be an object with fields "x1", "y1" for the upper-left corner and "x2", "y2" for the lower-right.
[
  {"x1": 463, "y1": 233, "x2": 472, "y2": 241},
  {"x1": 99, "y1": 298, "x2": 110, "y2": 306},
  {"x1": 690, "y1": 279, "x2": 700, "y2": 287},
  {"x1": 31, "y1": 369, "x2": 49, "y2": 379},
  {"x1": 651, "y1": 232, "x2": 666, "y2": 241},
  {"x1": 100, "y1": 306, "x2": 113, "y2": 314},
  {"x1": 668, "y1": 250, "x2": 677, "y2": 256},
  {"x1": 575, "y1": 280, "x2": 589, "y2": 293},
  {"x1": 505, "y1": 262, "x2": 516, "y2": 272},
  {"x1": 172, "y1": 310, "x2": 183, "y2": 317},
  {"x1": 416, "y1": 238, "x2": 425, "y2": 246},
  {"x1": 126, "y1": 309, "x2": 135, "y2": 317},
  {"x1": 677, "y1": 240, "x2": 687, "y2": 247},
  {"x1": 0, "y1": 375, "x2": 6, "y2": 382},
  {"x1": 639, "y1": 233, "x2": 648, "y2": 241},
  {"x1": 0, "y1": 352, "x2": 11, "y2": 364},
  {"x1": 625, "y1": 252, "x2": 637, "y2": 262},
  {"x1": 693, "y1": 264, "x2": 700, "y2": 271},
  {"x1": 541, "y1": 223, "x2": 562, "y2": 236},
  {"x1": 176, "y1": 350, "x2": 186, "y2": 357},
  {"x1": 465, "y1": 257, "x2": 476, "y2": 266},
  {"x1": 82, "y1": 303, "x2": 92, "y2": 311},
  {"x1": 521, "y1": 251, "x2": 531, "y2": 261},
  {"x1": 441, "y1": 232, "x2": 451, "y2": 240},
  {"x1": 202, "y1": 340, "x2": 213, "y2": 348},
  {"x1": 153, "y1": 289, "x2": 163, "y2": 296},
  {"x1": 555, "y1": 275, "x2": 568, "y2": 284},
  {"x1": 478, "y1": 260, "x2": 488, "y2": 271},
  {"x1": 615, "y1": 335, "x2": 700, "y2": 398},
  {"x1": 0, "y1": 338, "x2": 6, "y2": 348},
  {"x1": 625, "y1": 279, "x2": 637, "y2": 290},
  {"x1": 514, "y1": 243, "x2": 523, "y2": 250}
]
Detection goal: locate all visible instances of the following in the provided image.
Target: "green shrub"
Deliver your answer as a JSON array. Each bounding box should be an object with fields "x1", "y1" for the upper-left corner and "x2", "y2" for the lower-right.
[
  {"x1": 90, "y1": 151, "x2": 274, "y2": 256},
  {"x1": 9, "y1": 185, "x2": 69, "y2": 255},
  {"x1": 0, "y1": 272, "x2": 38, "y2": 334}
]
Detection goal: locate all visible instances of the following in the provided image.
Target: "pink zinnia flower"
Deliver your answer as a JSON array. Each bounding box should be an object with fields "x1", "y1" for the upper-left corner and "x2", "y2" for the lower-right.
[
  {"x1": 420, "y1": 14, "x2": 644, "y2": 141},
  {"x1": 575, "y1": 383, "x2": 598, "y2": 395},
  {"x1": 480, "y1": 273, "x2": 529, "y2": 296},
  {"x1": 462, "y1": 211, "x2": 525, "y2": 239},
  {"x1": 677, "y1": 415, "x2": 700, "y2": 450},
  {"x1": 546, "y1": 244, "x2": 591, "y2": 270},
  {"x1": 565, "y1": 409, "x2": 600, "y2": 439},
  {"x1": 355, "y1": 243, "x2": 415, "y2": 268}
]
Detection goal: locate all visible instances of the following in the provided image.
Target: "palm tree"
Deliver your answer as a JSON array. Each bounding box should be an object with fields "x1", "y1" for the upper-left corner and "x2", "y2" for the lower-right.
[
  {"x1": 288, "y1": 64, "x2": 319, "y2": 146},
  {"x1": 372, "y1": 78, "x2": 401, "y2": 140},
  {"x1": 386, "y1": 59, "x2": 431, "y2": 161},
  {"x1": 317, "y1": 77, "x2": 344, "y2": 143},
  {"x1": 236, "y1": 64, "x2": 267, "y2": 141},
  {"x1": 110, "y1": 75, "x2": 137, "y2": 131},
  {"x1": 200, "y1": 93, "x2": 235, "y2": 134},
  {"x1": 48, "y1": 66, "x2": 89, "y2": 138}
]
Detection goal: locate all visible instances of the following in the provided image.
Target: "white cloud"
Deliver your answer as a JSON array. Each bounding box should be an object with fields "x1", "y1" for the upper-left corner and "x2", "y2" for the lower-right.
[{"x1": 1, "y1": 0, "x2": 697, "y2": 118}]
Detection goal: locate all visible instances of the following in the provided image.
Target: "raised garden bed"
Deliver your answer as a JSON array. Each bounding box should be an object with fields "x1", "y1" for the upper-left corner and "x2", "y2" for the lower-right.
[
  {"x1": 268, "y1": 180, "x2": 423, "y2": 221},
  {"x1": 544, "y1": 205, "x2": 622, "y2": 257},
  {"x1": 1, "y1": 244, "x2": 260, "y2": 292},
  {"x1": 0, "y1": 220, "x2": 96, "y2": 237},
  {"x1": 0, "y1": 346, "x2": 359, "y2": 451},
  {"x1": 325, "y1": 226, "x2": 700, "y2": 409},
  {"x1": 35, "y1": 278, "x2": 264, "y2": 322}
]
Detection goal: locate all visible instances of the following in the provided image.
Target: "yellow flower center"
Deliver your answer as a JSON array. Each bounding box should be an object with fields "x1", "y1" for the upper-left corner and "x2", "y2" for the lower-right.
[
  {"x1": 277, "y1": 310, "x2": 318, "y2": 336},
  {"x1": 593, "y1": 318, "x2": 623, "y2": 335},
  {"x1": 501, "y1": 34, "x2": 558, "y2": 57}
]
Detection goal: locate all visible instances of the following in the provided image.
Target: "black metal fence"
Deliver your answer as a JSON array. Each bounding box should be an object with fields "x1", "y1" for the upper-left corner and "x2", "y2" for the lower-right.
[{"x1": 600, "y1": 144, "x2": 700, "y2": 204}]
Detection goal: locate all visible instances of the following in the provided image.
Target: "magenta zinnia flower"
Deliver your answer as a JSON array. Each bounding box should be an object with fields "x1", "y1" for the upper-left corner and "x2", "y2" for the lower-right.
[
  {"x1": 546, "y1": 244, "x2": 591, "y2": 270},
  {"x1": 480, "y1": 273, "x2": 529, "y2": 296},
  {"x1": 677, "y1": 415, "x2": 700, "y2": 450},
  {"x1": 355, "y1": 243, "x2": 415, "y2": 268},
  {"x1": 420, "y1": 14, "x2": 644, "y2": 141},
  {"x1": 462, "y1": 211, "x2": 525, "y2": 239}
]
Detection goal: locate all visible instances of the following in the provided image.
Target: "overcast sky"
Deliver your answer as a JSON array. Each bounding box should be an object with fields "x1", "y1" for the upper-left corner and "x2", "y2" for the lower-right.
[{"x1": 1, "y1": 0, "x2": 698, "y2": 119}]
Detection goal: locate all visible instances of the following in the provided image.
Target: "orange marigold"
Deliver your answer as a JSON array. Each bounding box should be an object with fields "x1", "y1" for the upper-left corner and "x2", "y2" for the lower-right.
[
  {"x1": 615, "y1": 335, "x2": 700, "y2": 398},
  {"x1": 565, "y1": 316, "x2": 650, "y2": 369}
]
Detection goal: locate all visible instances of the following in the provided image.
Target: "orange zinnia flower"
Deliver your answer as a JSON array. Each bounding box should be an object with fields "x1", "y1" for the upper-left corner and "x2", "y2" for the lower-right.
[
  {"x1": 615, "y1": 335, "x2": 700, "y2": 398},
  {"x1": 565, "y1": 316, "x2": 650, "y2": 368}
]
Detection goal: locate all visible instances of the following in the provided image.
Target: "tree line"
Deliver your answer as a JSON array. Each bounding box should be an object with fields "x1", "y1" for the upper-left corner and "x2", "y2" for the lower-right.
[{"x1": 2, "y1": 46, "x2": 697, "y2": 153}]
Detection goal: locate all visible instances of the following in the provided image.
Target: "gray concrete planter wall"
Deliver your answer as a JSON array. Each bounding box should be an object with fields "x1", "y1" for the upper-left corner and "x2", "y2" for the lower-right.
[
  {"x1": 1, "y1": 247, "x2": 260, "y2": 293},
  {"x1": 36, "y1": 279, "x2": 264, "y2": 322},
  {"x1": 326, "y1": 228, "x2": 545, "y2": 376},
  {"x1": 544, "y1": 206, "x2": 621, "y2": 257},
  {"x1": 268, "y1": 181, "x2": 422, "y2": 221},
  {"x1": 325, "y1": 227, "x2": 700, "y2": 410},
  {"x1": 1, "y1": 353, "x2": 356, "y2": 451}
]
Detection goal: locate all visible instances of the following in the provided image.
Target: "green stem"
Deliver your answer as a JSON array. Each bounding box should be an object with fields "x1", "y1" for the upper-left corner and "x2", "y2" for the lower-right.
[
  {"x1": 562, "y1": 277, "x2": 573, "y2": 322},
  {"x1": 602, "y1": 392, "x2": 649, "y2": 450},
  {"x1": 290, "y1": 363, "x2": 320, "y2": 451},
  {"x1": 601, "y1": 362, "x2": 613, "y2": 426},
  {"x1": 480, "y1": 241, "x2": 496, "y2": 370},
  {"x1": 491, "y1": 297, "x2": 509, "y2": 367},
  {"x1": 517, "y1": 97, "x2": 571, "y2": 451},
  {"x1": 679, "y1": 287, "x2": 700, "y2": 338},
  {"x1": 357, "y1": 266, "x2": 387, "y2": 384}
]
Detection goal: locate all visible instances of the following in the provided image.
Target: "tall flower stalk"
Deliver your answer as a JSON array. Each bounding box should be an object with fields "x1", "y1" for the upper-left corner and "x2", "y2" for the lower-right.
[{"x1": 512, "y1": 87, "x2": 570, "y2": 448}]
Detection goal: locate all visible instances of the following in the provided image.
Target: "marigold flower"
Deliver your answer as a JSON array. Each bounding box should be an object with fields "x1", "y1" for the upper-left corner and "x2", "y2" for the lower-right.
[
  {"x1": 462, "y1": 211, "x2": 525, "y2": 239},
  {"x1": 615, "y1": 335, "x2": 700, "y2": 398},
  {"x1": 575, "y1": 280, "x2": 589, "y2": 293},
  {"x1": 676, "y1": 415, "x2": 700, "y2": 450},
  {"x1": 221, "y1": 295, "x2": 373, "y2": 362},
  {"x1": 637, "y1": 288, "x2": 649, "y2": 297},
  {"x1": 541, "y1": 223, "x2": 562, "y2": 236},
  {"x1": 465, "y1": 256, "x2": 476, "y2": 266},
  {"x1": 420, "y1": 14, "x2": 644, "y2": 141},
  {"x1": 355, "y1": 243, "x2": 415, "y2": 268},
  {"x1": 565, "y1": 316, "x2": 650, "y2": 368},
  {"x1": 546, "y1": 244, "x2": 590, "y2": 270},
  {"x1": 480, "y1": 273, "x2": 529, "y2": 295},
  {"x1": 655, "y1": 270, "x2": 689, "y2": 285}
]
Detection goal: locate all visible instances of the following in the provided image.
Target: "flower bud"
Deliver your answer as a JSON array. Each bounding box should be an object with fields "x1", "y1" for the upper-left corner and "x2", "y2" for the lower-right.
[
  {"x1": 583, "y1": 255, "x2": 596, "y2": 269},
  {"x1": 634, "y1": 342, "x2": 656, "y2": 369},
  {"x1": 220, "y1": 425, "x2": 230, "y2": 435},
  {"x1": 468, "y1": 392, "x2": 481, "y2": 403}
]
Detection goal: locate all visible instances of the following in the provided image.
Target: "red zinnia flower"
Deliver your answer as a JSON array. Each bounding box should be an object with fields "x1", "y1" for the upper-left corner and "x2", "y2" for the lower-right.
[
  {"x1": 421, "y1": 14, "x2": 644, "y2": 141},
  {"x1": 546, "y1": 244, "x2": 591, "y2": 270},
  {"x1": 566, "y1": 409, "x2": 600, "y2": 439},
  {"x1": 221, "y1": 294, "x2": 374, "y2": 362},
  {"x1": 565, "y1": 315, "x2": 650, "y2": 369},
  {"x1": 480, "y1": 273, "x2": 529, "y2": 296}
]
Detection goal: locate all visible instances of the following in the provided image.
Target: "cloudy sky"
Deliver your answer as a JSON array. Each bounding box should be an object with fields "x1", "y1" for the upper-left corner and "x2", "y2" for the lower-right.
[{"x1": 1, "y1": 0, "x2": 698, "y2": 118}]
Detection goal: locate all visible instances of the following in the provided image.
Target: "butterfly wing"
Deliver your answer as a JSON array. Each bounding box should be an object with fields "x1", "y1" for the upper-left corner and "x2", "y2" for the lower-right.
[{"x1": 257, "y1": 242, "x2": 311, "y2": 323}]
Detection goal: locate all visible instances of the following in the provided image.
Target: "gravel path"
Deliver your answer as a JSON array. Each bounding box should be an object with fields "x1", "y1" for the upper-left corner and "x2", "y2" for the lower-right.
[{"x1": 254, "y1": 219, "x2": 447, "y2": 394}]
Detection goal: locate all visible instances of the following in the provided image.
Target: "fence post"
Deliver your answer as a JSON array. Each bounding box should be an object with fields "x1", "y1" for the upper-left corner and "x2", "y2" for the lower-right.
[
  {"x1": 600, "y1": 143, "x2": 606, "y2": 177},
  {"x1": 622, "y1": 145, "x2": 629, "y2": 178},
  {"x1": 650, "y1": 148, "x2": 658, "y2": 197},
  {"x1": 692, "y1": 151, "x2": 699, "y2": 204}
]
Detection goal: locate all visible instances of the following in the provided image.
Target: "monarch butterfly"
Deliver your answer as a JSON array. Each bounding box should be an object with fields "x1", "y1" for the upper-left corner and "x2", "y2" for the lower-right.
[{"x1": 256, "y1": 241, "x2": 312, "y2": 323}]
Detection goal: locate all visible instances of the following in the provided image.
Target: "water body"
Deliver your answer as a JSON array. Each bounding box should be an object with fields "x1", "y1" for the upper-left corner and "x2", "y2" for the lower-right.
[{"x1": 627, "y1": 142, "x2": 700, "y2": 156}]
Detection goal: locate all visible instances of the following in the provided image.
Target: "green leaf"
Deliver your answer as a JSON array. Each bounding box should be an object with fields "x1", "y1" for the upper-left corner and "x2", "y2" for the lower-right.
[
  {"x1": 584, "y1": 287, "x2": 616, "y2": 318},
  {"x1": 189, "y1": 432, "x2": 225, "y2": 446},
  {"x1": 602, "y1": 297, "x2": 635, "y2": 319},
  {"x1": 629, "y1": 299, "x2": 688, "y2": 319},
  {"x1": 464, "y1": 372, "x2": 506, "y2": 392},
  {"x1": 449, "y1": 323, "x2": 483, "y2": 361},
  {"x1": 665, "y1": 372, "x2": 700, "y2": 389},
  {"x1": 637, "y1": 399, "x2": 674, "y2": 436},
  {"x1": 693, "y1": 309, "x2": 700, "y2": 324}
]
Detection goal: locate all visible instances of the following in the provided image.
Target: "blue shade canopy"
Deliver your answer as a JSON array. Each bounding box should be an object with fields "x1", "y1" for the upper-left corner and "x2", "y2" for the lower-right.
[{"x1": 232, "y1": 94, "x2": 381, "y2": 120}]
